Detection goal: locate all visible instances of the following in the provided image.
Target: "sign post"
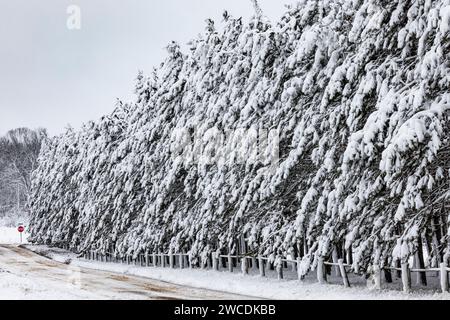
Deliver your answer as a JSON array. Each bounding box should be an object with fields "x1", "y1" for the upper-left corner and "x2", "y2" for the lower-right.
[{"x1": 18, "y1": 224, "x2": 25, "y2": 243}]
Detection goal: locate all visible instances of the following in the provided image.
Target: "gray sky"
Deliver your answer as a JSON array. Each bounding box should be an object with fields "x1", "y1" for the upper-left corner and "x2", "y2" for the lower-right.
[{"x1": 0, "y1": 0, "x2": 289, "y2": 136}]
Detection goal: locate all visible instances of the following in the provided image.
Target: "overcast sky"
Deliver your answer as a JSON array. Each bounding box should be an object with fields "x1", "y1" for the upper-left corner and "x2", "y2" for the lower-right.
[{"x1": 0, "y1": 0, "x2": 290, "y2": 136}]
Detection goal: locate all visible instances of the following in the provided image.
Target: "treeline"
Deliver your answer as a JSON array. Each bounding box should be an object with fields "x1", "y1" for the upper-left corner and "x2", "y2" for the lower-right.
[
  {"x1": 29, "y1": 0, "x2": 450, "y2": 278},
  {"x1": 0, "y1": 128, "x2": 46, "y2": 224}
]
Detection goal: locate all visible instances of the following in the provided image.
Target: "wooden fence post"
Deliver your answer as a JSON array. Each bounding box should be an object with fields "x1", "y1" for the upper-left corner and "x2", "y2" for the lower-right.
[
  {"x1": 296, "y1": 257, "x2": 303, "y2": 281},
  {"x1": 179, "y1": 254, "x2": 184, "y2": 269},
  {"x1": 317, "y1": 257, "x2": 326, "y2": 284},
  {"x1": 258, "y1": 257, "x2": 265, "y2": 277},
  {"x1": 228, "y1": 254, "x2": 233, "y2": 273},
  {"x1": 161, "y1": 254, "x2": 166, "y2": 268},
  {"x1": 251, "y1": 257, "x2": 257, "y2": 271},
  {"x1": 332, "y1": 247, "x2": 341, "y2": 277},
  {"x1": 440, "y1": 262, "x2": 449, "y2": 293},
  {"x1": 291, "y1": 259, "x2": 296, "y2": 273},
  {"x1": 338, "y1": 259, "x2": 350, "y2": 288},
  {"x1": 241, "y1": 257, "x2": 249, "y2": 275},
  {"x1": 276, "y1": 260, "x2": 284, "y2": 280},
  {"x1": 201, "y1": 256, "x2": 206, "y2": 270},
  {"x1": 373, "y1": 265, "x2": 382, "y2": 290},
  {"x1": 213, "y1": 253, "x2": 219, "y2": 271},
  {"x1": 401, "y1": 262, "x2": 411, "y2": 293}
]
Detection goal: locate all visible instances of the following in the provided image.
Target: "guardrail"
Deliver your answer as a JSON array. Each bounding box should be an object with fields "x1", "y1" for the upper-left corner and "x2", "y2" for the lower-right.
[{"x1": 79, "y1": 248, "x2": 450, "y2": 294}]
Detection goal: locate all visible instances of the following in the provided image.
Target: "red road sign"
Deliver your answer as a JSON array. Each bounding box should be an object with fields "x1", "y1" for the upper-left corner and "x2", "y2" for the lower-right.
[{"x1": 18, "y1": 226, "x2": 25, "y2": 233}]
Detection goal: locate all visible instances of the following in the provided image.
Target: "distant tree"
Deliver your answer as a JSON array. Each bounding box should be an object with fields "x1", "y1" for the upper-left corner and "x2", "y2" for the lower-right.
[{"x1": 0, "y1": 128, "x2": 47, "y2": 217}]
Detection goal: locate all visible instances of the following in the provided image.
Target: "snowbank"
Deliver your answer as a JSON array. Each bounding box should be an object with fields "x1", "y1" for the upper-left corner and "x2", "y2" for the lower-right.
[{"x1": 0, "y1": 227, "x2": 28, "y2": 244}]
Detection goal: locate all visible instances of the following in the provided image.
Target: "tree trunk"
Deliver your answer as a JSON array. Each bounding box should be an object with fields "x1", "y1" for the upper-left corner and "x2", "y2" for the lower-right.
[
  {"x1": 298, "y1": 240, "x2": 304, "y2": 258},
  {"x1": 332, "y1": 246, "x2": 341, "y2": 277},
  {"x1": 346, "y1": 247, "x2": 353, "y2": 265},
  {"x1": 415, "y1": 236, "x2": 427, "y2": 286},
  {"x1": 384, "y1": 257, "x2": 393, "y2": 283},
  {"x1": 431, "y1": 214, "x2": 443, "y2": 266},
  {"x1": 395, "y1": 260, "x2": 401, "y2": 279}
]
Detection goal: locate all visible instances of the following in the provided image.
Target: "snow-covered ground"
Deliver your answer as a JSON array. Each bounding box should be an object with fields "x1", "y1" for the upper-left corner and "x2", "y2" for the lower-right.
[
  {"x1": 0, "y1": 227, "x2": 447, "y2": 300},
  {"x1": 0, "y1": 269, "x2": 100, "y2": 300},
  {"x1": 0, "y1": 226, "x2": 28, "y2": 245},
  {"x1": 0, "y1": 229, "x2": 99, "y2": 300},
  {"x1": 0, "y1": 231, "x2": 448, "y2": 300},
  {"x1": 24, "y1": 245, "x2": 450, "y2": 300},
  {"x1": 0, "y1": 245, "x2": 253, "y2": 300}
]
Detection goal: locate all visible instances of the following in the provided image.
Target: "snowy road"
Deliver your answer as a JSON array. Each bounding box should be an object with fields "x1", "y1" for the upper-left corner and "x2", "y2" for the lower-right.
[{"x1": 0, "y1": 245, "x2": 255, "y2": 300}]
